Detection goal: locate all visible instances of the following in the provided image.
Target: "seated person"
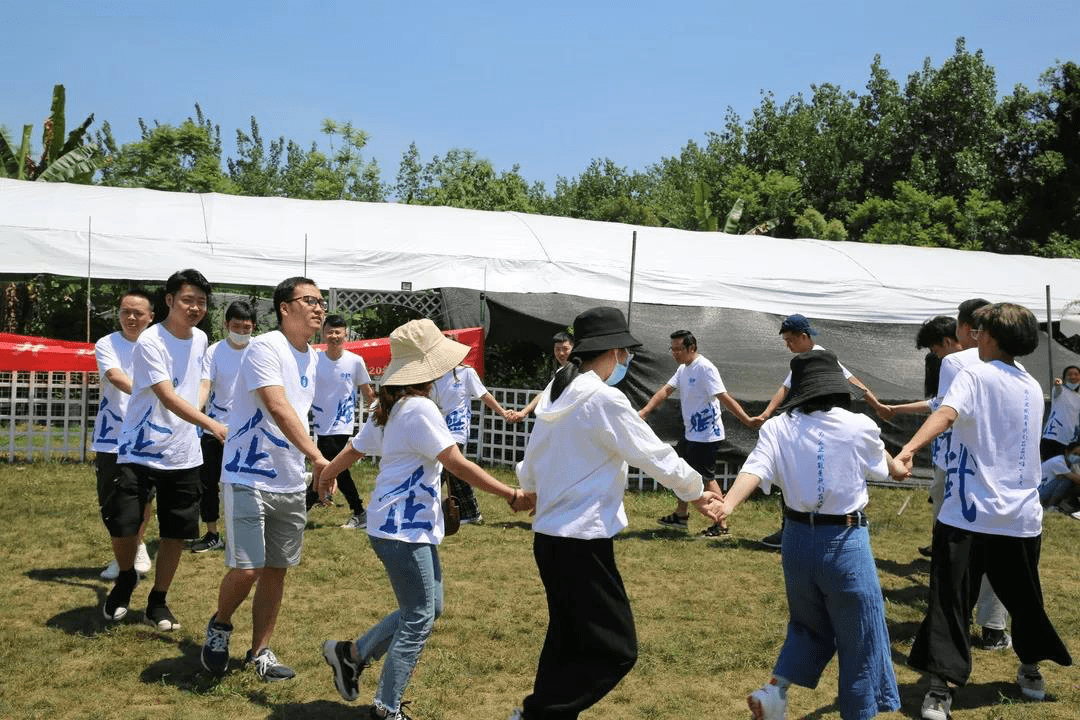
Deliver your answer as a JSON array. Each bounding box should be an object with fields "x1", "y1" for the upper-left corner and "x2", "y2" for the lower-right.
[{"x1": 1038, "y1": 441, "x2": 1080, "y2": 511}]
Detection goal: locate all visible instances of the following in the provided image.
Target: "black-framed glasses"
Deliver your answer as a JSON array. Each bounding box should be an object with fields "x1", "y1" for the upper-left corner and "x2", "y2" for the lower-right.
[{"x1": 288, "y1": 295, "x2": 328, "y2": 311}]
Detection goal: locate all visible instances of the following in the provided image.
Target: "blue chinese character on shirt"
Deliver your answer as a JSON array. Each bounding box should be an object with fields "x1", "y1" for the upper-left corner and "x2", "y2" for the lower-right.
[
  {"x1": 119, "y1": 406, "x2": 172, "y2": 459},
  {"x1": 689, "y1": 405, "x2": 719, "y2": 435},
  {"x1": 96, "y1": 395, "x2": 123, "y2": 445},
  {"x1": 223, "y1": 408, "x2": 285, "y2": 479},
  {"x1": 444, "y1": 406, "x2": 470, "y2": 436},
  {"x1": 944, "y1": 442, "x2": 978, "y2": 522},
  {"x1": 377, "y1": 465, "x2": 436, "y2": 534}
]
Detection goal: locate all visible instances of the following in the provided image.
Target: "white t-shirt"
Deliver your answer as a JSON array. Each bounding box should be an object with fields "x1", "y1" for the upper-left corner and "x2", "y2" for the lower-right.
[
  {"x1": 220, "y1": 330, "x2": 317, "y2": 493},
  {"x1": 312, "y1": 350, "x2": 371, "y2": 437},
  {"x1": 667, "y1": 355, "x2": 728, "y2": 442},
  {"x1": 117, "y1": 323, "x2": 207, "y2": 470},
  {"x1": 93, "y1": 331, "x2": 137, "y2": 453},
  {"x1": 201, "y1": 340, "x2": 247, "y2": 428},
  {"x1": 354, "y1": 395, "x2": 455, "y2": 545},
  {"x1": 938, "y1": 360, "x2": 1043, "y2": 537},
  {"x1": 1042, "y1": 386, "x2": 1080, "y2": 445},
  {"x1": 781, "y1": 344, "x2": 854, "y2": 388},
  {"x1": 741, "y1": 407, "x2": 887, "y2": 514},
  {"x1": 931, "y1": 347, "x2": 983, "y2": 470},
  {"x1": 430, "y1": 366, "x2": 487, "y2": 445},
  {"x1": 1040, "y1": 455, "x2": 1072, "y2": 485}
]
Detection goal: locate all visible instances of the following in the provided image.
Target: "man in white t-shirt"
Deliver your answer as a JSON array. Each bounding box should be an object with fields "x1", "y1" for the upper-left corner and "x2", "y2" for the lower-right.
[
  {"x1": 897, "y1": 303, "x2": 1072, "y2": 716},
  {"x1": 310, "y1": 314, "x2": 375, "y2": 530},
  {"x1": 191, "y1": 300, "x2": 257, "y2": 553},
  {"x1": 201, "y1": 276, "x2": 330, "y2": 682},
  {"x1": 506, "y1": 330, "x2": 575, "y2": 423},
  {"x1": 753, "y1": 313, "x2": 886, "y2": 549},
  {"x1": 95, "y1": 289, "x2": 155, "y2": 581},
  {"x1": 640, "y1": 329, "x2": 758, "y2": 538},
  {"x1": 105, "y1": 270, "x2": 227, "y2": 632}
]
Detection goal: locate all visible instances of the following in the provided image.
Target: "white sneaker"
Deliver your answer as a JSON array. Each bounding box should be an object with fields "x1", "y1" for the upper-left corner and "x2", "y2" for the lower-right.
[
  {"x1": 134, "y1": 543, "x2": 152, "y2": 575},
  {"x1": 507, "y1": 709, "x2": 525, "y2": 720},
  {"x1": 920, "y1": 690, "x2": 952, "y2": 720},
  {"x1": 1070, "y1": 509, "x2": 1080, "y2": 520},
  {"x1": 100, "y1": 559, "x2": 120, "y2": 580},
  {"x1": 1017, "y1": 665, "x2": 1045, "y2": 700},
  {"x1": 748, "y1": 683, "x2": 787, "y2": 720},
  {"x1": 340, "y1": 512, "x2": 366, "y2": 529}
]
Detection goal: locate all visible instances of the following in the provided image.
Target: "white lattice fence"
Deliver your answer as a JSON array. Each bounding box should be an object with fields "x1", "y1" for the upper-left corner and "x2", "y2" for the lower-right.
[{"x1": 0, "y1": 370, "x2": 95, "y2": 462}]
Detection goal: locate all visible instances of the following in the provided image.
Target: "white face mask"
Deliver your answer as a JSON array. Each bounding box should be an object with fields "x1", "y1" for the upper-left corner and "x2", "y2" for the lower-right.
[
  {"x1": 1065, "y1": 381, "x2": 1079, "y2": 391},
  {"x1": 228, "y1": 330, "x2": 252, "y2": 346}
]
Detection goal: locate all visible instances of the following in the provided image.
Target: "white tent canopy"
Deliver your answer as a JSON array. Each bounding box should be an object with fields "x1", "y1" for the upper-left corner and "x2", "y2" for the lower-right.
[{"x1": 2, "y1": 178, "x2": 1077, "y2": 324}]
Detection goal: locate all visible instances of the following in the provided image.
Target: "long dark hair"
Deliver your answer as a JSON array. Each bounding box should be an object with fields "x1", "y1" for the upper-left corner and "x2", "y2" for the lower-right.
[
  {"x1": 549, "y1": 349, "x2": 608, "y2": 402},
  {"x1": 374, "y1": 381, "x2": 433, "y2": 426},
  {"x1": 786, "y1": 392, "x2": 851, "y2": 416}
]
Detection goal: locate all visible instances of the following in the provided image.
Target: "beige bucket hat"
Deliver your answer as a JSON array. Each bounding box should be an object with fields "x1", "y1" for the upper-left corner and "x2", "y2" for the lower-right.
[{"x1": 381, "y1": 318, "x2": 470, "y2": 386}]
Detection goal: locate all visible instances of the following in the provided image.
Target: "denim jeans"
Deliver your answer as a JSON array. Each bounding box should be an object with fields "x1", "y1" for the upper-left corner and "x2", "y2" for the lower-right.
[
  {"x1": 355, "y1": 536, "x2": 443, "y2": 715},
  {"x1": 774, "y1": 519, "x2": 900, "y2": 720},
  {"x1": 1039, "y1": 474, "x2": 1079, "y2": 508}
]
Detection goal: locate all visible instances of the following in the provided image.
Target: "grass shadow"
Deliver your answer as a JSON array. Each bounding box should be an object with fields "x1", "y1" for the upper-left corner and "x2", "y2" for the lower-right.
[
  {"x1": 875, "y1": 555, "x2": 930, "y2": 581},
  {"x1": 897, "y1": 678, "x2": 1054, "y2": 715},
  {"x1": 261, "y1": 700, "x2": 374, "y2": 719},
  {"x1": 139, "y1": 636, "x2": 231, "y2": 693},
  {"x1": 26, "y1": 566, "x2": 113, "y2": 636}
]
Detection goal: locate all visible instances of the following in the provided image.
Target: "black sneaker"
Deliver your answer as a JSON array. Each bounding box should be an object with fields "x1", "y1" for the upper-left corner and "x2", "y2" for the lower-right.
[
  {"x1": 144, "y1": 602, "x2": 181, "y2": 632},
  {"x1": 191, "y1": 532, "x2": 224, "y2": 553},
  {"x1": 246, "y1": 647, "x2": 295, "y2": 682},
  {"x1": 760, "y1": 529, "x2": 783, "y2": 549},
  {"x1": 977, "y1": 627, "x2": 1012, "y2": 651},
  {"x1": 201, "y1": 613, "x2": 233, "y2": 674},
  {"x1": 103, "y1": 576, "x2": 137, "y2": 622},
  {"x1": 323, "y1": 639, "x2": 364, "y2": 701}
]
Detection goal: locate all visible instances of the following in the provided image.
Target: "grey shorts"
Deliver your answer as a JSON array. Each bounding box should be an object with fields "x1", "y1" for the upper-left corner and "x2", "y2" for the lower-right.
[{"x1": 222, "y1": 484, "x2": 306, "y2": 569}]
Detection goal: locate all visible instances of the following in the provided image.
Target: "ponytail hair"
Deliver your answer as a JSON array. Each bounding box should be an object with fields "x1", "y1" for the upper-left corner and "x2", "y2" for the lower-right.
[
  {"x1": 374, "y1": 381, "x2": 433, "y2": 426},
  {"x1": 549, "y1": 349, "x2": 608, "y2": 402}
]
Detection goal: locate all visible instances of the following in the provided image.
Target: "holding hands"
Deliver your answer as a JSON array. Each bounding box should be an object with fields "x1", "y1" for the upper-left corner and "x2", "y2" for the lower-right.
[{"x1": 692, "y1": 490, "x2": 725, "y2": 524}]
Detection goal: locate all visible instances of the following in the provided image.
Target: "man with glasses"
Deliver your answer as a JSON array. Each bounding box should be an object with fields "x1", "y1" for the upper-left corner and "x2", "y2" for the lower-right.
[
  {"x1": 105, "y1": 269, "x2": 227, "y2": 630},
  {"x1": 202, "y1": 277, "x2": 330, "y2": 681},
  {"x1": 639, "y1": 329, "x2": 759, "y2": 538}
]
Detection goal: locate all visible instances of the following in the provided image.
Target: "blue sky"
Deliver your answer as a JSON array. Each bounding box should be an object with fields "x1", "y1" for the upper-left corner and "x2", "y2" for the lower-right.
[{"x1": 3, "y1": 1, "x2": 1077, "y2": 191}]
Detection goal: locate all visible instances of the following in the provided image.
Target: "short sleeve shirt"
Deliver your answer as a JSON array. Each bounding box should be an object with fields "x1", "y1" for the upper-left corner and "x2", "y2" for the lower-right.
[
  {"x1": 1042, "y1": 386, "x2": 1080, "y2": 445},
  {"x1": 363, "y1": 396, "x2": 455, "y2": 545},
  {"x1": 312, "y1": 350, "x2": 371, "y2": 437},
  {"x1": 201, "y1": 340, "x2": 247, "y2": 428},
  {"x1": 667, "y1": 355, "x2": 727, "y2": 442},
  {"x1": 938, "y1": 360, "x2": 1043, "y2": 537},
  {"x1": 117, "y1": 323, "x2": 207, "y2": 470},
  {"x1": 220, "y1": 330, "x2": 317, "y2": 493},
  {"x1": 931, "y1": 348, "x2": 983, "y2": 470},
  {"x1": 92, "y1": 331, "x2": 137, "y2": 453},
  {"x1": 1041, "y1": 455, "x2": 1071, "y2": 485},
  {"x1": 430, "y1": 366, "x2": 487, "y2": 445},
  {"x1": 740, "y1": 407, "x2": 887, "y2": 514}
]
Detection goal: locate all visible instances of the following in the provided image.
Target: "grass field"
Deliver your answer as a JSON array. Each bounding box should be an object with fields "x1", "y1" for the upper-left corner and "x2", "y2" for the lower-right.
[{"x1": 1, "y1": 461, "x2": 1078, "y2": 720}]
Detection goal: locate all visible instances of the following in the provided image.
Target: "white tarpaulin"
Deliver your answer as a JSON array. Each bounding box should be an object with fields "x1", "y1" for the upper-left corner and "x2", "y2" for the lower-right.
[{"x1": 2, "y1": 178, "x2": 1077, "y2": 324}]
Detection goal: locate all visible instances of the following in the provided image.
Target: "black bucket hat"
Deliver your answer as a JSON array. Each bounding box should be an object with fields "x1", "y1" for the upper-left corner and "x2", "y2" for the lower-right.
[
  {"x1": 777, "y1": 349, "x2": 851, "y2": 412},
  {"x1": 569, "y1": 307, "x2": 642, "y2": 354}
]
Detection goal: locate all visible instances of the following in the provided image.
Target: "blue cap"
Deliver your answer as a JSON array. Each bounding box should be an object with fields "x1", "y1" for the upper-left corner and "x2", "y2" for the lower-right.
[{"x1": 779, "y1": 314, "x2": 817, "y2": 336}]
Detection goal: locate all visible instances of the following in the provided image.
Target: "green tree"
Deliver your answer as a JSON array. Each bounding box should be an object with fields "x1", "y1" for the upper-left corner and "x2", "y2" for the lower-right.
[
  {"x1": 411, "y1": 148, "x2": 539, "y2": 212},
  {"x1": 97, "y1": 105, "x2": 235, "y2": 193},
  {"x1": 0, "y1": 84, "x2": 99, "y2": 182},
  {"x1": 550, "y1": 158, "x2": 659, "y2": 225}
]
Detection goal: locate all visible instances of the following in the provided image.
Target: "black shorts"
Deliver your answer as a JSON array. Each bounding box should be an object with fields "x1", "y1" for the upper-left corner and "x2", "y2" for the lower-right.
[
  {"x1": 101, "y1": 463, "x2": 201, "y2": 540},
  {"x1": 96, "y1": 452, "x2": 155, "y2": 514},
  {"x1": 675, "y1": 438, "x2": 719, "y2": 481}
]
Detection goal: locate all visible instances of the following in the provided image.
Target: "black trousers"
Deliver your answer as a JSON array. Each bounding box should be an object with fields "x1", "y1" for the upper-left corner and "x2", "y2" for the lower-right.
[
  {"x1": 522, "y1": 533, "x2": 637, "y2": 720},
  {"x1": 198, "y1": 434, "x2": 223, "y2": 524},
  {"x1": 908, "y1": 521, "x2": 1072, "y2": 685},
  {"x1": 313, "y1": 434, "x2": 365, "y2": 515}
]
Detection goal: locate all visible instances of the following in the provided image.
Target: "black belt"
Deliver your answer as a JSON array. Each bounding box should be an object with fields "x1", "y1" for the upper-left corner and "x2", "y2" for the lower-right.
[{"x1": 784, "y1": 508, "x2": 867, "y2": 527}]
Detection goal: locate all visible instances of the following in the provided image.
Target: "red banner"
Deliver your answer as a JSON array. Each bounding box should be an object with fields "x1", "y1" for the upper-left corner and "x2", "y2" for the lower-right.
[{"x1": 0, "y1": 327, "x2": 485, "y2": 378}]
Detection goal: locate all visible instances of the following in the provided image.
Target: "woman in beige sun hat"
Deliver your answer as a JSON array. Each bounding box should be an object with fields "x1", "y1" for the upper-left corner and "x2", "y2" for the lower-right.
[{"x1": 317, "y1": 318, "x2": 532, "y2": 720}]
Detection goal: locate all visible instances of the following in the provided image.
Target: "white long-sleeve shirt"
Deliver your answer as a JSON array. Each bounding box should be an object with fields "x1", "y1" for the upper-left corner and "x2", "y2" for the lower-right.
[{"x1": 517, "y1": 370, "x2": 703, "y2": 539}]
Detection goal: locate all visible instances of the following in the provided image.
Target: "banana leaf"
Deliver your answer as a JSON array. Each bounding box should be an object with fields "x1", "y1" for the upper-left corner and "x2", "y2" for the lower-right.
[
  {"x1": 36, "y1": 145, "x2": 99, "y2": 183},
  {"x1": 47, "y1": 84, "x2": 66, "y2": 164},
  {"x1": 723, "y1": 197, "x2": 744, "y2": 234}
]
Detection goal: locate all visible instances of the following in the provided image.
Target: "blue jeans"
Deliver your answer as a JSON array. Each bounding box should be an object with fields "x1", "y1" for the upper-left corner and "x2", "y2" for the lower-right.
[
  {"x1": 1039, "y1": 475, "x2": 1079, "y2": 508},
  {"x1": 355, "y1": 536, "x2": 443, "y2": 714},
  {"x1": 774, "y1": 520, "x2": 900, "y2": 720}
]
